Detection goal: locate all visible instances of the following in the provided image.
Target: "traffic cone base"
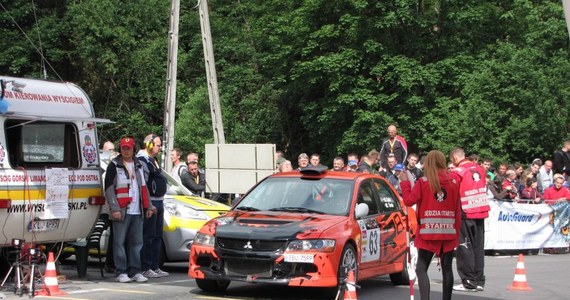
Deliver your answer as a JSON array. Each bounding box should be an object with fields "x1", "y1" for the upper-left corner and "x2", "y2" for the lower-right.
[
  {"x1": 343, "y1": 269, "x2": 357, "y2": 300},
  {"x1": 507, "y1": 254, "x2": 532, "y2": 291},
  {"x1": 36, "y1": 252, "x2": 67, "y2": 296}
]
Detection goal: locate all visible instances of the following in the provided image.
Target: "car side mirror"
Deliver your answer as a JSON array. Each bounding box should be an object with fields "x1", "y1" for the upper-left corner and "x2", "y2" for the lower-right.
[{"x1": 355, "y1": 203, "x2": 369, "y2": 219}]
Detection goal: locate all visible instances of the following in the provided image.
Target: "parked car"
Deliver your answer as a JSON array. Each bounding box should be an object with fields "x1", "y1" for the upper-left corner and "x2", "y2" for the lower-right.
[
  {"x1": 188, "y1": 166, "x2": 417, "y2": 292},
  {"x1": 64, "y1": 151, "x2": 230, "y2": 265}
]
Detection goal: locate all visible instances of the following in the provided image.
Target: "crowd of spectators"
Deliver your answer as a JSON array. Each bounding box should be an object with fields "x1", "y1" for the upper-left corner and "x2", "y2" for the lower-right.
[{"x1": 276, "y1": 139, "x2": 570, "y2": 204}]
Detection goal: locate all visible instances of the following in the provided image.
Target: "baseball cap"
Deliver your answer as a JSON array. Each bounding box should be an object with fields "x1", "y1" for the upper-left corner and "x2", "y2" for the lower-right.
[
  {"x1": 348, "y1": 160, "x2": 358, "y2": 167},
  {"x1": 394, "y1": 163, "x2": 404, "y2": 171},
  {"x1": 119, "y1": 137, "x2": 135, "y2": 149}
]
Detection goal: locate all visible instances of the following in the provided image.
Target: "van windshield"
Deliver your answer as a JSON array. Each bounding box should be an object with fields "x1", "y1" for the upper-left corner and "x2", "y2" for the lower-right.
[{"x1": 5, "y1": 120, "x2": 80, "y2": 168}]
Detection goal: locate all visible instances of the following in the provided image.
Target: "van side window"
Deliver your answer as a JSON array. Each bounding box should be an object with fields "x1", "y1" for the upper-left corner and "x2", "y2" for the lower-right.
[{"x1": 5, "y1": 120, "x2": 80, "y2": 168}]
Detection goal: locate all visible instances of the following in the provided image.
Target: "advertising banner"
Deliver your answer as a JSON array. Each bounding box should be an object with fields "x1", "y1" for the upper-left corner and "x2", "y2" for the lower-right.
[{"x1": 485, "y1": 200, "x2": 570, "y2": 250}]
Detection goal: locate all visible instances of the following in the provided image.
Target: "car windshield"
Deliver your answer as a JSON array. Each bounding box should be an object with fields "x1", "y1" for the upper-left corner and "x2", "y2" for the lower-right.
[{"x1": 235, "y1": 177, "x2": 353, "y2": 216}]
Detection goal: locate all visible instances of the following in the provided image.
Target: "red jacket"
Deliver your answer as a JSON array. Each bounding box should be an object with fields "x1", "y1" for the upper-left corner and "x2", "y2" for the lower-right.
[
  {"x1": 401, "y1": 172, "x2": 462, "y2": 254},
  {"x1": 453, "y1": 160, "x2": 490, "y2": 219},
  {"x1": 543, "y1": 186, "x2": 570, "y2": 204}
]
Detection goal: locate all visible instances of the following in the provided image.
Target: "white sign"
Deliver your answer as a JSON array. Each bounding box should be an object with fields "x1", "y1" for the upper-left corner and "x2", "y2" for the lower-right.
[{"x1": 485, "y1": 200, "x2": 569, "y2": 249}]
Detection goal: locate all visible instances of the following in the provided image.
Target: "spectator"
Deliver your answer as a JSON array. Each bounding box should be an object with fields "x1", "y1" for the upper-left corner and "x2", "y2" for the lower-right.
[
  {"x1": 137, "y1": 134, "x2": 170, "y2": 279},
  {"x1": 480, "y1": 158, "x2": 493, "y2": 178},
  {"x1": 310, "y1": 153, "x2": 325, "y2": 168},
  {"x1": 400, "y1": 150, "x2": 461, "y2": 300},
  {"x1": 543, "y1": 175, "x2": 570, "y2": 204},
  {"x1": 181, "y1": 161, "x2": 206, "y2": 195},
  {"x1": 278, "y1": 160, "x2": 293, "y2": 172},
  {"x1": 406, "y1": 153, "x2": 423, "y2": 183},
  {"x1": 346, "y1": 160, "x2": 358, "y2": 172},
  {"x1": 105, "y1": 137, "x2": 154, "y2": 283},
  {"x1": 379, "y1": 155, "x2": 397, "y2": 178},
  {"x1": 297, "y1": 153, "x2": 310, "y2": 170},
  {"x1": 102, "y1": 140, "x2": 115, "y2": 152},
  {"x1": 493, "y1": 162, "x2": 508, "y2": 186},
  {"x1": 537, "y1": 160, "x2": 554, "y2": 193},
  {"x1": 332, "y1": 157, "x2": 345, "y2": 171},
  {"x1": 521, "y1": 159, "x2": 541, "y2": 183},
  {"x1": 187, "y1": 152, "x2": 199, "y2": 164},
  {"x1": 357, "y1": 154, "x2": 374, "y2": 174},
  {"x1": 388, "y1": 163, "x2": 404, "y2": 194},
  {"x1": 379, "y1": 124, "x2": 408, "y2": 169},
  {"x1": 368, "y1": 150, "x2": 380, "y2": 172},
  {"x1": 469, "y1": 154, "x2": 479, "y2": 163},
  {"x1": 447, "y1": 162, "x2": 455, "y2": 172},
  {"x1": 520, "y1": 178, "x2": 543, "y2": 204},
  {"x1": 486, "y1": 174, "x2": 509, "y2": 200},
  {"x1": 343, "y1": 153, "x2": 359, "y2": 171},
  {"x1": 169, "y1": 148, "x2": 187, "y2": 183},
  {"x1": 501, "y1": 170, "x2": 519, "y2": 201},
  {"x1": 275, "y1": 150, "x2": 284, "y2": 169},
  {"x1": 553, "y1": 141, "x2": 570, "y2": 178}
]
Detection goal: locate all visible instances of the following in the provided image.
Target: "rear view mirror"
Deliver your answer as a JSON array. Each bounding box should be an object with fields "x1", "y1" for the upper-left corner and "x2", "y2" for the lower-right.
[{"x1": 355, "y1": 203, "x2": 369, "y2": 219}]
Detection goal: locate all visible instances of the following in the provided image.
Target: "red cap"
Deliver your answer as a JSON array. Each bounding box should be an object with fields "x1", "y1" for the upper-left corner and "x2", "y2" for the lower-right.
[{"x1": 119, "y1": 137, "x2": 135, "y2": 149}]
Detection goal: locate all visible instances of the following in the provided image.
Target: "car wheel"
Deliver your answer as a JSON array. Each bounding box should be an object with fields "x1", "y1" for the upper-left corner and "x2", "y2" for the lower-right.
[
  {"x1": 195, "y1": 278, "x2": 230, "y2": 292},
  {"x1": 389, "y1": 256, "x2": 410, "y2": 285},
  {"x1": 337, "y1": 244, "x2": 357, "y2": 286}
]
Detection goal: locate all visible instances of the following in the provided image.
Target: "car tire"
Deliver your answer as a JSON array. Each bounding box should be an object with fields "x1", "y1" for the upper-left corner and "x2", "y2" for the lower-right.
[
  {"x1": 337, "y1": 244, "x2": 358, "y2": 286},
  {"x1": 195, "y1": 278, "x2": 231, "y2": 292},
  {"x1": 389, "y1": 256, "x2": 410, "y2": 285}
]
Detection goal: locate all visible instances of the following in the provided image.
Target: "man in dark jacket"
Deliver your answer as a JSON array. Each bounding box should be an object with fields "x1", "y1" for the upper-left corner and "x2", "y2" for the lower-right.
[
  {"x1": 181, "y1": 161, "x2": 206, "y2": 196},
  {"x1": 553, "y1": 141, "x2": 570, "y2": 178}
]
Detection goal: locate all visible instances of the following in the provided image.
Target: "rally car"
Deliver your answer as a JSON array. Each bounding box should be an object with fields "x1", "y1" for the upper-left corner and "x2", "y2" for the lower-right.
[{"x1": 188, "y1": 166, "x2": 417, "y2": 292}]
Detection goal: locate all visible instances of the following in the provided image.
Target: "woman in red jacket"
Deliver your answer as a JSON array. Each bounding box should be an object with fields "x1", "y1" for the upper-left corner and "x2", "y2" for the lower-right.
[{"x1": 399, "y1": 150, "x2": 462, "y2": 300}]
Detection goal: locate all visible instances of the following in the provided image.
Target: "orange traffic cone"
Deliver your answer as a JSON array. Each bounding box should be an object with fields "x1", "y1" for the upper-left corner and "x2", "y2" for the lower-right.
[
  {"x1": 343, "y1": 269, "x2": 357, "y2": 300},
  {"x1": 507, "y1": 254, "x2": 532, "y2": 291},
  {"x1": 36, "y1": 252, "x2": 67, "y2": 296}
]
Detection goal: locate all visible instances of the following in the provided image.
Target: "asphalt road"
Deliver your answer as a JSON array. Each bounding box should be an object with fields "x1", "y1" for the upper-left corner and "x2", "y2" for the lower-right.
[{"x1": 1, "y1": 251, "x2": 568, "y2": 300}]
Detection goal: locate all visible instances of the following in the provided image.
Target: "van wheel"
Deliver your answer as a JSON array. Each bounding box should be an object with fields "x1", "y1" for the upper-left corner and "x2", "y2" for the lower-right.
[{"x1": 195, "y1": 278, "x2": 230, "y2": 292}]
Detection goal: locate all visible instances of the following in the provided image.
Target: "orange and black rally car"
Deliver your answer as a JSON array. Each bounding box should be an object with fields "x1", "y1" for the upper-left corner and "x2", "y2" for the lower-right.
[{"x1": 188, "y1": 166, "x2": 417, "y2": 292}]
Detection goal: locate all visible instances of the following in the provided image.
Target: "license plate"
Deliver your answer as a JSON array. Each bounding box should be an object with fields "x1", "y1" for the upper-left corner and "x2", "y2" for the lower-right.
[
  {"x1": 28, "y1": 219, "x2": 60, "y2": 232},
  {"x1": 284, "y1": 253, "x2": 314, "y2": 263}
]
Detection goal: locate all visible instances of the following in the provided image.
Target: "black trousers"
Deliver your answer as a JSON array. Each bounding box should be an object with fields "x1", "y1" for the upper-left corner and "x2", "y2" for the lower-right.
[
  {"x1": 416, "y1": 248, "x2": 454, "y2": 300},
  {"x1": 456, "y1": 218, "x2": 485, "y2": 287}
]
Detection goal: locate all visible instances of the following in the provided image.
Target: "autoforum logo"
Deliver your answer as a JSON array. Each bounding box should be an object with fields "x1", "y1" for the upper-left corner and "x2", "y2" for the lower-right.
[{"x1": 497, "y1": 210, "x2": 541, "y2": 224}]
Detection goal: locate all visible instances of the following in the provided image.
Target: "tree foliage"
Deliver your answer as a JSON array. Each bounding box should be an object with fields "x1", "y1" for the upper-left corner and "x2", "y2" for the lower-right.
[{"x1": 1, "y1": 0, "x2": 569, "y2": 166}]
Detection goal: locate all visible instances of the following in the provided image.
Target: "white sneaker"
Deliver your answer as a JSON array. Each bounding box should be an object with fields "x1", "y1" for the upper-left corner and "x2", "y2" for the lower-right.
[
  {"x1": 142, "y1": 269, "x2": 161, "y2": 278},
  {"x1": 131, "y1": 273, "x2": 148, "y2": 282},
  {"x1": 453, "y1": 284, "x2": 476, "y2": 292},
  {"x1": 476, "y1": 285, "x2": 484, "y2": 291},
  {"x1": 153, "y1": 268, "x2": 170, "y2": 277},
  {"x1": 116, "y1": 273, "x2": 132, "y2": 283}
]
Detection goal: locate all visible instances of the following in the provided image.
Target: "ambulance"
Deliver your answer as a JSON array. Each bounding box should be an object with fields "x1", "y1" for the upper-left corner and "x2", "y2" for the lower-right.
[{"x1": 0, "y1": 76, "x2": 110, "y2": 250}]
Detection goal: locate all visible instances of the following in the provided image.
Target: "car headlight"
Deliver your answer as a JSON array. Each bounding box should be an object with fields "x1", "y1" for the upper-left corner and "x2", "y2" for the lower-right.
[
  {"x1": 164, "y1": 201, "x2": 208, "y2": 220},
  {"x1": 194, "y1": 232, "x2": 215, "y2": 247},
  {"x1": 286, "y1": 239, "x2": 336, "y2": 252}
]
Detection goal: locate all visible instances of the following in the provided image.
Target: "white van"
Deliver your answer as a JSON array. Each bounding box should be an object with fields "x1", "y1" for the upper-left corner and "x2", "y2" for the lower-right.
[{"x1": 0, "y1": 76, "x2": 110, "y2": 249}]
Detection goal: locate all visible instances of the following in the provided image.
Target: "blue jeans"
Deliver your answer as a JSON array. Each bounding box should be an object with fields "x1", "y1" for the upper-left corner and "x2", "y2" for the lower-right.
[
  {"x1": 112, "y1": 213, "x2": 143, "y2": 276},
  {"x1": 141, "y1": 200, "x2": 164, "y2": 271}
]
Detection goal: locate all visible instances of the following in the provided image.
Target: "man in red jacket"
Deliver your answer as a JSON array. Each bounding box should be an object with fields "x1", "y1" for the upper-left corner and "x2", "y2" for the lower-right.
[
  {"x1": 543, "y1": 175, "x2": 570, "y2": 204},
  {"x1": 450, "y1": 147, "x2": 490, "y2": 292}
]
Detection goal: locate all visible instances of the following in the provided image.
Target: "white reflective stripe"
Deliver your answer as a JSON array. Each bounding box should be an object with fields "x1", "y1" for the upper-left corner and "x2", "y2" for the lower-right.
[
  {"x1": 420, "y1": 228, "x2": 456, "y2": 234},
  {"x1": 44, "y1": 277, "x2": 58, "y2": 286},
  {"x1": 116, "y1": 192, "x2": 129, "y2": 198},
  {"x1": 461, "y1": 196, "x2": 488, "y2": 209},
  {"x1": 420, "y1": 218, "x2": 455, "y2": 224},
  {"x1": 513, "y1": 274, "x2": 527, "y2": 281}
]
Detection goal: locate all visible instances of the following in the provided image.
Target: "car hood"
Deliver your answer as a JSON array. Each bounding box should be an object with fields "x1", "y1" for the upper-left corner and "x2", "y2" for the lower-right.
[
  {"x1": 213, "y1": 211, "x2": 347, "y2": 240},
  {"x1": 167, "y1": 195, "x2": 230, "y2": 212}
]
